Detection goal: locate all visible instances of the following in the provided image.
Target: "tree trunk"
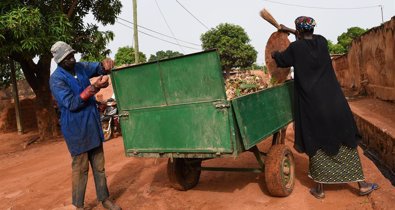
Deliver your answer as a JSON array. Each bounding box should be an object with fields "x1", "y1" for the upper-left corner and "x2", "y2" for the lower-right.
[
  {"x1": 35, "y1": 88, "x2": 61, "y2": 141},
  {"x1": 14, "y1": 54, "x2": 61, "y2": 141}
]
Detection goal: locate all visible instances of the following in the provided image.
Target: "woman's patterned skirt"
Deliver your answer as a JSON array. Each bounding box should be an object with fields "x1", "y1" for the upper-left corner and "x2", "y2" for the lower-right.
[{"x1": 309, "y1": 145, "x2": 365, "y2": 183}]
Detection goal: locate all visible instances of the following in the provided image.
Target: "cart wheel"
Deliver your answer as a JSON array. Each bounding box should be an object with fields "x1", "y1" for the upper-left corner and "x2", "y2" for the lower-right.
[
  {"x1": 264, "y1": 144, "x2": 295, "y2": 197},
  {"x1": 167, "y1": 158, "x2": 201, "y2": 191}
]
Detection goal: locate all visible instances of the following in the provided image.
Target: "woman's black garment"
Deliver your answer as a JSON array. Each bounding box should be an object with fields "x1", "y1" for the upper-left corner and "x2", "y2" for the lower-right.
[{"x1": 273, "y1": 35, "x2": 360, "y2": 157}]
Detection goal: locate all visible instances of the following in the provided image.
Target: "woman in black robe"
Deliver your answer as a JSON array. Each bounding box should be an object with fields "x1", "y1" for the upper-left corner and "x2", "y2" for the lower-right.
[{"x1": 271, "y1": 16, "x2": 378, "y2": 199}]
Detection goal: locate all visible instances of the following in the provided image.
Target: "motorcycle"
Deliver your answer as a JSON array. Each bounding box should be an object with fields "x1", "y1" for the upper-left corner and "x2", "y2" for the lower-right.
[{"x1": 99, "y1": 98, "x2": 121, "y2": 141}]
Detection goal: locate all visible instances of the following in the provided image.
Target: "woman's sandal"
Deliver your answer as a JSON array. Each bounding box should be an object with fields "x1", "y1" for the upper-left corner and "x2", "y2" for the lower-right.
[
  {"x1": 359, "y1": 183, "x2": 379, "y2": 196},
  {"x1": 310, "y1": 187, "x2": 325, "y2": 199}
]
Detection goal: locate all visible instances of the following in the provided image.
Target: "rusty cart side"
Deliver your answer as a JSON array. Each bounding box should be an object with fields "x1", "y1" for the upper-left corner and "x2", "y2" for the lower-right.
[{"x1": 111, "y1": 50, "x2": 295, "y2": 197}]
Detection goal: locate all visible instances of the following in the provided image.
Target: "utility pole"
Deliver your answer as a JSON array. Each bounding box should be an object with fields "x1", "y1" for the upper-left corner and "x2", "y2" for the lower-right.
[
  {"x1": 379, "y1": 5, "x2": 384, "y2": 23},
  {"x1": 133, "y1": 0, "x2": 139, "y2": 64},
  {"x1": 10, "y1": 58, "x2": 23, "y2": 135}
]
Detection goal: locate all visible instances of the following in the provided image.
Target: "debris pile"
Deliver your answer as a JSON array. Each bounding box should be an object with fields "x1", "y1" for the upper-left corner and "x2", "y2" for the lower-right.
[{"x1": 225, "y1": 71, "x2": 269, "y2": 100}]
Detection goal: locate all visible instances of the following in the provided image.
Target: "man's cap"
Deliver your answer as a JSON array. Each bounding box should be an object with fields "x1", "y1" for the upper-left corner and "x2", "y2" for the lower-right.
[
  {"x1": 51, "y1": 41, "x2": 76, "y2": 64},
  {"x1": 294, "y1": 16, "x2": 316, "y2": 31}
]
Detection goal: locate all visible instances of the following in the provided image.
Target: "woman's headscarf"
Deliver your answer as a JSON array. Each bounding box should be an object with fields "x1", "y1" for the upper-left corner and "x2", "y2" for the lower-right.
[{"x1": 294, "y1": 16, "x2": 316, "y2": 31}]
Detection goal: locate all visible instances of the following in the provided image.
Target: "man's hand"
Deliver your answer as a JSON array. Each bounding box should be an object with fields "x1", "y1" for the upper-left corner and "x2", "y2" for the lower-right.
[
  {"x1": 101, "y1": 58, "x2": 114, "y2": 72},
  {"x1": 93, "y1": 75, "x2": 109, "y2": 89},
  {"x1": 80, "y1": 76, "x2": 109, "y2": 101}
]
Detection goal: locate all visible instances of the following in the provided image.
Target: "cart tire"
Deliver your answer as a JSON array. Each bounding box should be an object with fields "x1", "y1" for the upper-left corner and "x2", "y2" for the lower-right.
[
  {"x1": 264, "y1": 144, "x2": 295, "y2": 197},
  {"x1": 167, "y1": 158, "x2": 201, "y2": 191}
]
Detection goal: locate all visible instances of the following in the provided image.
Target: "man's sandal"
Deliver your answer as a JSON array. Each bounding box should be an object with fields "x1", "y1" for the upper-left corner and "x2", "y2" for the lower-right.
[{"x1": 359, "y1": 183, "x2": 379, "y2": 196}]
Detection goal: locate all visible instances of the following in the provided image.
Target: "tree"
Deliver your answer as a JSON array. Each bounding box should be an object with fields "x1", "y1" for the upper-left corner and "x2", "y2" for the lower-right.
[
  {"x1": 114, "y1": 46, "x2": 146, "y2": 66},
  {"x1": 0, "y1": 57, "x2": 24, "y2": 89},
  {"x1": 327, "y1": 27, "x2": 366, "y2": 54},
  {"x1": 148, "y1": 50, "x2": 183, "y2": 62},
  {"x1": 337, "y1": 27, "x2": 367, "y2": 50},
  {"x1": 244, "y1": 63, "x2": 263, "y2": 71},
  {"x1": 0, "y1": 0, "x2": 122, "y2": 140},
  {"x1": 327, "y1": 40, "x2": 346, "y2": 54},
  {"x1": 200, "y1": 23, "x2": 257, "y2": 76}
]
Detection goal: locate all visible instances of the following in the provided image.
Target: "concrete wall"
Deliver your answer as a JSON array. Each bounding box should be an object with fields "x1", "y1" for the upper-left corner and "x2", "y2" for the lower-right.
[{"x1": 332, "y1": 17, "x2": 395, "y2": 101}]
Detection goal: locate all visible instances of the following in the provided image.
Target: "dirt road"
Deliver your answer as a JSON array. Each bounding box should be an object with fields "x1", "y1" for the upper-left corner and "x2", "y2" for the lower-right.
[{"x1": 0, "y1": 127, "x2": 394, "y2": 210}]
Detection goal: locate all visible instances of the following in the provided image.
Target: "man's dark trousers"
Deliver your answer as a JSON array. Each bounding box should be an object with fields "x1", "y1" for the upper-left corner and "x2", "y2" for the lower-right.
[{"x1": 72, "y1": 144, "x2": 109, "y2": 208}]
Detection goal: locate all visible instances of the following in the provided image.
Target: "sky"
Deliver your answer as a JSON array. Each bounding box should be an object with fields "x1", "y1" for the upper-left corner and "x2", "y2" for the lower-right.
[{"x1": 85, "y1": 0, "x2": 394, "y2": 66}]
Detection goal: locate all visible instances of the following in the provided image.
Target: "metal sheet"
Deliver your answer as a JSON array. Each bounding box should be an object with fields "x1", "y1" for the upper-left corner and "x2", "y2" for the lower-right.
[
  {"x1": 111, "y1": 50, "x2": 226, "y2": 110},
  {"x1": 111, "y1": 50, "x2": 235, "y2": 157},
  {"x1": 111, "y1": 62, "x2": 165, "y2": 110},
  {"x1": 159, "y1": 51, "x2": 226, "y2": 105},
  {"x1": 120, "y1": 101, "x2": 234, "y2": 154},
  {"x1": 232, "y1": 81, "x2": 294, "y2": 149}
]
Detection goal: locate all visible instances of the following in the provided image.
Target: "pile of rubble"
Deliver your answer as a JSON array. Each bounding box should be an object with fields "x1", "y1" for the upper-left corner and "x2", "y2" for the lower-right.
[{"x1": 225, "y1": 71, "x2": 270, "y2": 100}]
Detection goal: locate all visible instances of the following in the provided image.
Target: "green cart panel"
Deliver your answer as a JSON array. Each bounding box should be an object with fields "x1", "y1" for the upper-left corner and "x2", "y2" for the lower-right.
[
  {"x1": 111, "y1": 50, "x2": 226, "y2": 110},
  {"x1": 231, "y1": 81, "x2": 294, "y2": 149},
  {"x1": 120, "y1": 102, "x2": 233, "y2": 154},
  {"x1": 111, "y1": 50, "x2": 235, "y2": 157}
]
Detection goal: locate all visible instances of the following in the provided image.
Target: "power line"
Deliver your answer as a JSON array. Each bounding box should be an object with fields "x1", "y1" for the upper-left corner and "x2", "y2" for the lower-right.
[
  {"x1": 117, "y1": 17, "x2": 200, "y2": 46},
  {"x1": 154, "y1": 0, "x2": 184, "y2": 53},
  {"x1": 262, "y1": 0, "x2": 381, "y2": 10},
  {"x1": 175, "y1": 0, "x2": 209, "y2": 30},
  {"x1": 115, "y1": 20, "x2": 201, "y2": 50}
]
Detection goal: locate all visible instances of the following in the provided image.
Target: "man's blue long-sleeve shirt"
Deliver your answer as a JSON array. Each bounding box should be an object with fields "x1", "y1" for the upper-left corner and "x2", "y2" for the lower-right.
[{"x1": 50, "y1": 62, "x2": 106, "y2": 156}]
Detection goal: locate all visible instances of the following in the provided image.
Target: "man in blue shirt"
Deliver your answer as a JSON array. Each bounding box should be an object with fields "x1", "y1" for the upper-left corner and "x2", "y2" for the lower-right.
[{"x1": 50, "y1": 41, "x2": 121, "y2": 210}]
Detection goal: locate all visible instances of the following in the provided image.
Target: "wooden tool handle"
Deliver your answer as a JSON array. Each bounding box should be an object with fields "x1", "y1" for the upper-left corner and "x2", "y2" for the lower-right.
[
  {"x1": 260, "y1": 8, "x2": 280, "y2": 29},
  {"x1": 279, "y1": 25, "x2": 296, "y2": 34}
]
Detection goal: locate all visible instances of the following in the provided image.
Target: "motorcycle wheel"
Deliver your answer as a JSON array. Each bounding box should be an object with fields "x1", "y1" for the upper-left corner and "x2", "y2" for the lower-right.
[{"x1": 102, "y1": 120, "x2": 112, "y2": 141}]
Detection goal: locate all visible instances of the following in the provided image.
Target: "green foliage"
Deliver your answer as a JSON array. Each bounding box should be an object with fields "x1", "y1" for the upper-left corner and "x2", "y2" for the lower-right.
[
  {"x1": 148, "y1": 50, "x2": 183, "y2": 62},
  {"x1": 0, "y1": 0, "x2": 122, "y2": 137},
  {"x1": 0, "y1": 0, "x2": 122, "y2": 63},
  {"x1": 0, "y1": 5, "x2": 72, "y2": 57},
  {"x1": 80, "y1": 30, "x2": 114, "y2": 62},
  {"x1": 327, "y1": 40, "x2": 347, "y2": 54},
  {"x1": 243, "y1": 63, "x2": 263, "y2": 71},
  {"x1": 263, "y1": 65, "x2": 268, "y2": 74},
  {"x1": 337, "y1": 27, "x2": 367, "y2": 50},
  {"x1": 269, "y1": 76, "x2": 277, "y2": 86},
  {"x1": 0, "y1": 58, "x2": 24, "y2": 89},
  {"x1": 200, "y1": 23, "x2": 257, "y2": 71},
  {"x1": 327, "y1": 27, "x2": 366, "y2": 54},
  {"x1": 114, "y1": 46, "x2": 147, "y2": 66}
]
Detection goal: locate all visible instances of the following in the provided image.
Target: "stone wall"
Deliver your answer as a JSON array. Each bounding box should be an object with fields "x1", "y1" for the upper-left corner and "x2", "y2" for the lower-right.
[{"x1": 332, "y1": 17, "x2": 395, "y2": 101}]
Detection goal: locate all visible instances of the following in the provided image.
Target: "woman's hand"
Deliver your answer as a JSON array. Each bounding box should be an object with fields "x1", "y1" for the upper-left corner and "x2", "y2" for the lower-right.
[{"x1": 101, "y1": 58, "x2": 115, "y2": 72}]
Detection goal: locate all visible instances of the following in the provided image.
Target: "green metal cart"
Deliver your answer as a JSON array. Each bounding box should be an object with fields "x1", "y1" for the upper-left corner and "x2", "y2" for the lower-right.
[{"x1": 111, "y1": 50, "x2": 295, "y2": 197}]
